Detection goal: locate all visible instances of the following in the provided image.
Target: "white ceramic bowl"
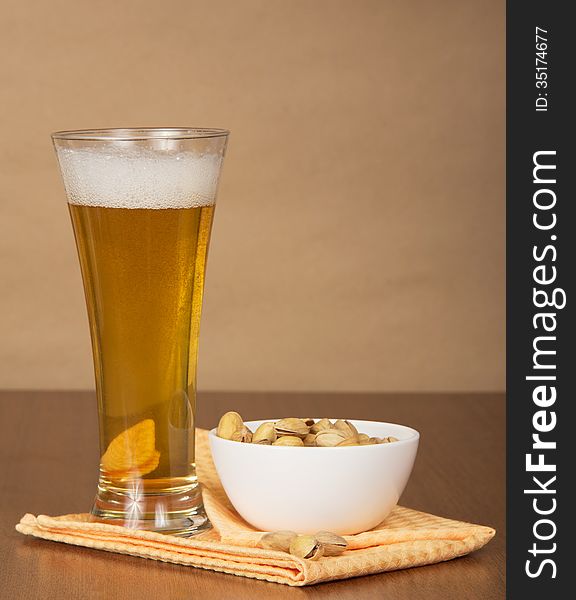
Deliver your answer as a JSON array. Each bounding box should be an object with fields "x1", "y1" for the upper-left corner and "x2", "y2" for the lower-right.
[{"x1": 208, "y1": 419, "x2": 419, "y2": 535}]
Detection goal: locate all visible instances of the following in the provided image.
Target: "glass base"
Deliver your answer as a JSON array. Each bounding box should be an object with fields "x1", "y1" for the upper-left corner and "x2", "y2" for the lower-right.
[{"x1": 90, "y1": 481, "x2": 211, "y2": 537}]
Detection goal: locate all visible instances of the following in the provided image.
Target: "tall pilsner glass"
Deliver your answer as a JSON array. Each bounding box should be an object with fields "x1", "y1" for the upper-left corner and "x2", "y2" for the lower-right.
[{"x1": 52, "y1": 128, "x2": 228, "y2": 536}]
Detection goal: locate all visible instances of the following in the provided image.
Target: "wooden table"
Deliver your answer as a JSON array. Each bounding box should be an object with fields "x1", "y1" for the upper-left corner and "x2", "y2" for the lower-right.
[{"x1": 0, "y1": 391, "x2": 504, "y2": 599}]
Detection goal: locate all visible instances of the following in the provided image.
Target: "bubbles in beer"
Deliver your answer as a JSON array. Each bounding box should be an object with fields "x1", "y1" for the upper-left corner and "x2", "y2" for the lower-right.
[{"x1": 56, "y1": 147, "x2": 222, "y2": 209}]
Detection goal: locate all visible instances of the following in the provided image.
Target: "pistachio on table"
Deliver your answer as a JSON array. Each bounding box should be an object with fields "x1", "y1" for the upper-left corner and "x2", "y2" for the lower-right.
[
  {"x1": 260, "y1": 530, "x2": 297, "y2": 552},
  {"x1": 314, "y1": 531, "x2": 348, "y2": 556},
  {"x1": 289, "y1": 535, "x2": 324, "y2": 560},
  {"x1": 215, "y1": 412, "x2": 400, "y2": 447},
  {"x1": 259, "y1": 530, "x2": 348, "y2": 560}
]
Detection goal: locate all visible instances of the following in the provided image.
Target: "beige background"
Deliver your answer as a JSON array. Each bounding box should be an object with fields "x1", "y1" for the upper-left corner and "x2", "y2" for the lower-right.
[{"x1": 0, "y1": 0, "x2": 504, "y2": 392}]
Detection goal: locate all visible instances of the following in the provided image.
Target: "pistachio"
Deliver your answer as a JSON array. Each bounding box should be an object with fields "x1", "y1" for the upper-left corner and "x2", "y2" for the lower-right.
[
  {"x1": 273, "y1": 435, "x2": 304, "y2": 446},
  {"x1": 230, "y1": 425, "x2": 253, "y2": 443},
  {"x1": 334, "y1": 419, "x2": 359, "y2": 438},
  {"x1": 314, "y1": 531, "x2": 348, "y2": 556},
  {"x1": 274, "y1": 418, "x2": 310, "y2": 438},
  {"x1": 337, "y1": 436, "x2": 359, "y2": 447},
  {"x1": 315, "y1": 429, "x2": 348, "y2": 447},
  {"x1": 216, "y1": 411, "x2": 399, "y2": 449},
  {"x1": 289, "y1": 535, "x2": 324, "y2": 560},
  {"x1": 260, "y1": 530, "x2": 297, "y2": 552},
  {"x1": 303, "y1": 433, "x2": 317, "y2": 446},
  {"x1": 217, "y1": 411, "x2": 244, "y2": 440},
  {"x1": 310, "y1": 418, "x2": 333, "y2": 434},
  {"x1": 252, "y1": 422, "x2": 277, "y2": 445}
]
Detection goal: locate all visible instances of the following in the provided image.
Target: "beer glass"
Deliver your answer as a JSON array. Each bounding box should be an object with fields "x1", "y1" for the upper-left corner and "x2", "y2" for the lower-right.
[{"x1": 52, "y1": 128, "x2": 228, "y2": 536}]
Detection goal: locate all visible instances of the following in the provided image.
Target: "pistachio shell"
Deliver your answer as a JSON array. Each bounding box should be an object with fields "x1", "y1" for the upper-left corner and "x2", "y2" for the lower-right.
[
  {"x1": 310, "y1": 418, "x2": 333, "y2": 434},
  {"x1": 289, "y1": 535, "x2": 324, "y2": 560},
  {"x1": 217, "y1": 411, "x2": 244, "y2": 440},
  {"x1": 274, "y1": 418, "x2": 309, "y2": 438},
  {"x1": 315, "y1": 531, "x2": 348, "y2": 556},
  {"x1": 382, "y1": 436, "x2": 399, "y2": 443},
  {"x1": 230, "y1": 425, "x2": 252, "y2": 443},
  {"x1": 301, "y1": 418, "x2": 316, "y2": 427},
  {"x1": 337, "y1": 436, "x2": 359, "y2": 447},
  {"x1": 315, "y1": 429, "x2": 347, "y2": 447},
  {"x1": 357, "y1": 433, "x2": 370, "y2": 444},
  {"x1": 252, "y1": 422, "x2": 277, "y2": 444},
  {"x1": 334, "y1": 419, "x2": 359, "y2": 438},
  {"x1": 303, "y1": 433, "x2": 317, "y2": 446},
  {"x1": 260, "y1": 530, "x2": 297, "y2": 552},
  {"x1": 273, "y1": 435, "x2": 304, "y2": 446},
  {"x1": 369, "y1": 437, "x2": 383, "y2": 444}
]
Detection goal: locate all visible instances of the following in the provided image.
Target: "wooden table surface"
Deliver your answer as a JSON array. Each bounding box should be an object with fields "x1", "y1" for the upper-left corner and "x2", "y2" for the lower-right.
[{"x1": 0, "y1": 391, "x2": 504, "y2": 599}]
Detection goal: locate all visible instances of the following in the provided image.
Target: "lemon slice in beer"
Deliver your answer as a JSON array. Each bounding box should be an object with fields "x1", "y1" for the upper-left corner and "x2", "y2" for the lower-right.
[{"x1": 101, "y1": 419, "x2": 160, "y2": 477}]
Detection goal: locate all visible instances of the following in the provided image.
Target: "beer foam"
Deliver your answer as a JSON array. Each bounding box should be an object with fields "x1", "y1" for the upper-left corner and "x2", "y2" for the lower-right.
[{"x1": 56, "y1": 147, "x2": 222, "y2": 209}]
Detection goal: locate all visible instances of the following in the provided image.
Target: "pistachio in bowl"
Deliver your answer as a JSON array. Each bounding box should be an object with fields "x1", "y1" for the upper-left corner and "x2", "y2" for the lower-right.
[
  {"x1": 209, "y1": 413, "x2": 419, "y2": 535},
  {"x1": 215, "y1": 412, "x2": 399, "y2": 447}
]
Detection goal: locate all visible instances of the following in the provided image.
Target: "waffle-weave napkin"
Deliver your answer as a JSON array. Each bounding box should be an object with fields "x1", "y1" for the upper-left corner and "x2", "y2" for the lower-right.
[{"x1": 16, "y1": 429, "x2": 495, "y2": 586}]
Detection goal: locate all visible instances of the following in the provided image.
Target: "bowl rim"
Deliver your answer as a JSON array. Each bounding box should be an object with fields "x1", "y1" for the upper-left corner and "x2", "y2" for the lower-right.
[{"x1": 208, "y1": 418, "x2": 420, "y2": 449}]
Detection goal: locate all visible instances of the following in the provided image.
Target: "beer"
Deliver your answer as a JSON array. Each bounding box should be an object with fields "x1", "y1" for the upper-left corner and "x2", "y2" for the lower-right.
[
  {"x1": 54, "y1": 137, "x2": 227, "y2": 535},
  {"x1": 69, "y1": 203, "x2": 213, "y2": 476}
]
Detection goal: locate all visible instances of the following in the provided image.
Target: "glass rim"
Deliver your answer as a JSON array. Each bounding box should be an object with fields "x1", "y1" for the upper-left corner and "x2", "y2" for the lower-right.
[{"x1": 51, "y1": 127, "x2": 230, "y2": 142}]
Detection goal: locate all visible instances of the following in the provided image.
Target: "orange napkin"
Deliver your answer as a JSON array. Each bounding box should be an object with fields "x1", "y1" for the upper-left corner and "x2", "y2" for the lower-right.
[{"x1": 16, "y1": 429, "x2": 495, "y2": 586}]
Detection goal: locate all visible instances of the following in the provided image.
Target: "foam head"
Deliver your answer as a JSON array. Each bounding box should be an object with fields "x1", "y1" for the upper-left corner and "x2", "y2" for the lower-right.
[{"x1": 56, "y1": 146, "x2": 223, "y2": 209}]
